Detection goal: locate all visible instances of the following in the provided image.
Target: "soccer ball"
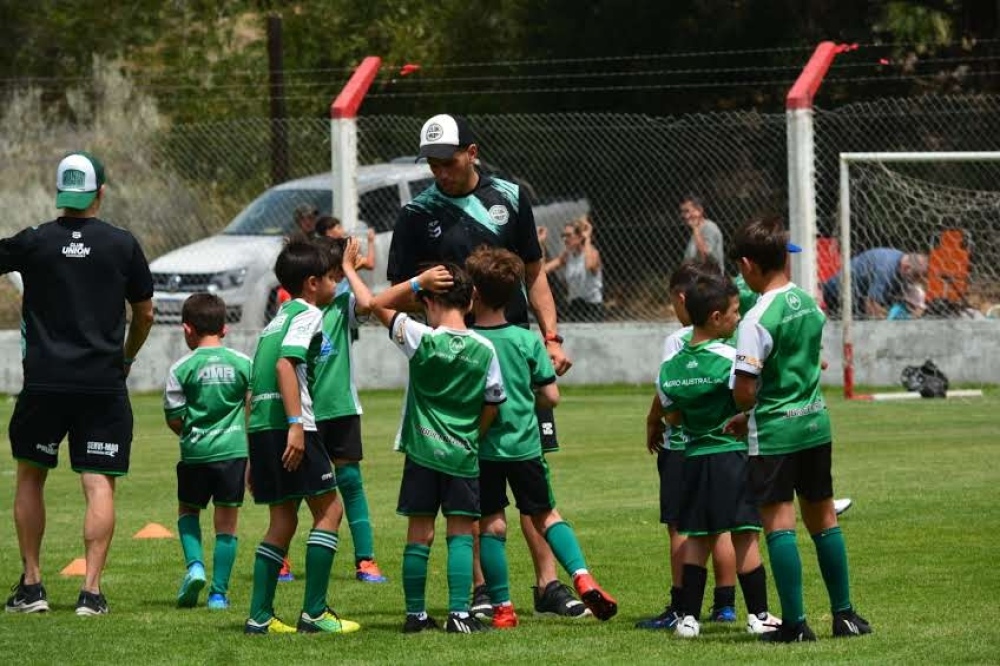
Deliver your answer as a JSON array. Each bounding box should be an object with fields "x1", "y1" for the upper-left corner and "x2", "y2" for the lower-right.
[{"x1": 676, "y1": 615, "x2": 700, "y2": 638}]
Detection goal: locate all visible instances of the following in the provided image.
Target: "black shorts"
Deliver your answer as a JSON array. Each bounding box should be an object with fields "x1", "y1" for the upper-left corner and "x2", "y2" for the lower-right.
[
  {"x1": 317, "y1": 415, "x2": 363, "y2": 462},
  {"x1": 248, "y1": 430, "x2": 337, "y2": 505},
  {"x1": 657, "y1": 448, "x2": 684, "y2": 525},
  {"x1": 749, "y1": 443, "x2": 834, "y2": 505},
  {"x1": 677, "y1": 451, "x2": 761, "y2": 537},
  {"x1": 9, "y1": 391, "x2": 133, "y2": 476},
  {"x1": 178, "y1": 458, "x2": 247, "y2": 509},
  {"x1": 537, "y1": 407, "x2": 559, "y2": 452},
  {"x1": 397, "y1": 457, "x2": 479, "y2": 518},
  {"x1": 480, "y1": 457, "x2": 555, "y2": 517}
]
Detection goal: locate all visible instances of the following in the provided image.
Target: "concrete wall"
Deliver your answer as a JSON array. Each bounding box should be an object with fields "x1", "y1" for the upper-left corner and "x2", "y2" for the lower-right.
[{"x1": 0, "y1": 320, "x2": 995, "y2": 394}]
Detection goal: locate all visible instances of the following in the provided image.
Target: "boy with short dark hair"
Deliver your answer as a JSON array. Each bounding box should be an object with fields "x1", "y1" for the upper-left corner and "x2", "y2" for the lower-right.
[
  {"x1": 243, "y1": 239, "x2": 360, "y2": 635},
  {"x1": 309, "y1": 236, "x2": 385, "y2": 583},
  {"x1": 466, "y1": 246, "x2": 617, "y2": 628},
  {"x1": 369, "y1": 261, "x2": 506, "y2": 634},
  {"x1": 164, "y1": 293, "x2": 252, "y2": 610},
  {"x1": 730, "y1": 216, "x2": 870, "y2": 642},
  {"x1": 653, "y1": 273, "x2": 779, "y2": 639},
  {"x1": 638, "y1": 259, "x2": 741, "y2": 630}
]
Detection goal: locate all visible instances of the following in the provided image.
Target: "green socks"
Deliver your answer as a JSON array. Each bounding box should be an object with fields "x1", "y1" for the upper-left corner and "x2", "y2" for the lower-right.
[
  {"x1": 479, "y1": 533, "x2": 510, "y2": 605},
  {"x1": 336, "y1": 463, "x2": 375, "y2": 562},
  {"x1": 813, "y1": 525, "x2": 853, "y2": 612},
  {"x1": 766, "y1": 529, "x2": 806, "y2": 623},
  {"x1": 177, "y1": 514, "x2": 203, "y2": 568},
  {"x1": 403, "y1": 543, "x2": 431, "y2": 614},
  {"x1": 209, "y1": 533, "x2": 238, "y2": 596},
  {"x1": 303, "y1": 529, "x2": 339, "y2": 617},
  {"x1": 250, "y1": 543, "x2": 285, "y2": 623},
  {"x1": 446, "y1": 535, "x2": 474, "y2": 613},
  {"x1": 544, "y1": 521, "x2": 588, "y2": 576}
]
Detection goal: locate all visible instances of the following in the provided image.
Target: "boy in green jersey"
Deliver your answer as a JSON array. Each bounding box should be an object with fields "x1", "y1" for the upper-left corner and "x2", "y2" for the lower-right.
[
  {"x1": 243, "y1": 239, "x2": 360, "y2": 636},
  {"x1": 653, "y1": 273, "x2": 779, "y2": 639},
  {"x1": 638, "y1": 259, "x2": 741, "y2": 630},
  {"x1": 466, "y1": 247, "x2": 617, "y2": 628},
  {"x1": 369, "y1": 261, "x2": 506, "y2": 634},
  {"x1": 309, "y1": 236, "x2": 386, "y2": 584},
  {"x1": 730, "y1": 216, "x2": 870, "y2": 642},
  {"x1": 164, "y1": 293, "x2": 252, "y2": 610}
]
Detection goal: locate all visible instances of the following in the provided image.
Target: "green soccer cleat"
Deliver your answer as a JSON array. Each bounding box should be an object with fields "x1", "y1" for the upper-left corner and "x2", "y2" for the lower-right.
[{"x1": 297, "y1": 607, "x2": 362, "y2": 634}]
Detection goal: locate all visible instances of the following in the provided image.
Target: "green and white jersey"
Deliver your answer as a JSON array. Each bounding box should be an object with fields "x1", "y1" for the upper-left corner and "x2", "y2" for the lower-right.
[
  {"x1": 474, "y1": 324, "x2": 556, "y2": 461},
  {"x1": 731, "y1": 283, "x2": 831, "y2": 455},
  {"x1": 164, "y1": 346, "x2": 252, "y2": 463},
  {"x1": 390, "y1": 313, "x2": 506, "y2": 478},
  {"x1": 308, "y1": 291, "x2": 366, "y2": 421},
  {"x1": 659, "y1": 325, "x2": 693, "y2": 452},
  {"x1": 734, "y1": 274, "x2": 759, "y2": 317},
  {"x1": 249, "y1": 299, "x2": 323, "y2": 433},
  {"x1": 658, "y1": 339, "x2": 745, "y2": 457}
]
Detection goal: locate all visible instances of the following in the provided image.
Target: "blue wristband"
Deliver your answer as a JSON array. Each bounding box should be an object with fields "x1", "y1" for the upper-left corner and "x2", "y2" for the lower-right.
[
  {"x1": 410, "y1": 277, "x2": 421, "y2": 294},
  {"x1": 287, "y1": 416, "x2": 303, "y2": 425}
]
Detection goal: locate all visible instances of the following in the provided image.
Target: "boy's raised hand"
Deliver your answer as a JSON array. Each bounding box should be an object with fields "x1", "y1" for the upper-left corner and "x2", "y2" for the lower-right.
[
  {"x1": 417, "y1": 265, "x2": 454, "y2": 292},
  {"x1": 343, "y1": 237, "x2": 361, "y2": 270}
]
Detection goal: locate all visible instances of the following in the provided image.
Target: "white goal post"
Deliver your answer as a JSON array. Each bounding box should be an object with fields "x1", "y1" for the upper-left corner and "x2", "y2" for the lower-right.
[{"x1": 837, "y1": 151, "x2": 1000, "y2": 400}]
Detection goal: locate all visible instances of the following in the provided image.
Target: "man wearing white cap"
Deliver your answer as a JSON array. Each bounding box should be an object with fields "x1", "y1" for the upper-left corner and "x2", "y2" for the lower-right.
[
  {"x1": 2, "y1": 152, "x2": 154, "y2": 617},
  {"x1": 388, "y1": 115, "x2": 589, "y2": 623}
]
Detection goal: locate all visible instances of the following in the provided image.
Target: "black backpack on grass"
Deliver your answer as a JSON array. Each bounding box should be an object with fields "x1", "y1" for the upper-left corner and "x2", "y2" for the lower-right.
[{"x1": 900, "y1": 360, "x2": 949, "y2": 399}]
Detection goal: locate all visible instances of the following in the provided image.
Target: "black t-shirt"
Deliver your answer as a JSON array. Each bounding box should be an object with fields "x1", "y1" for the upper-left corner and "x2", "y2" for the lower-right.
[
  {"x1": 0, "y1": 217, "x2": 154, "y2": 393},
  {"x1": 387, "y1": 174, "x2": 542, "y2": 325}
]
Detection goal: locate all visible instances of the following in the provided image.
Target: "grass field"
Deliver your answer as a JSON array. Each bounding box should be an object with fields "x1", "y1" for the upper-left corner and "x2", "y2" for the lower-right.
[{"x1": 1, "y1": 386, "x2": 998, "y2": 665}]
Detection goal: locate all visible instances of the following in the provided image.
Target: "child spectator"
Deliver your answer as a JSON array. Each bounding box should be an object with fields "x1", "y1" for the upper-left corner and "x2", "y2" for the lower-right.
[
  {"x1": 653, "y1": 273, "x2": 779, "y2": 638},
  {"x1": 730, "y1": 216, "x2": 870, "y2": 642},
  {"x1": 466, "y1": 246, "x2": 618, "y2": 628},
  {"x1": 368, "y1": 262, "x2": 505, "y2": 634},
  {"x1": 243, "y1": 239, "x2": 360, "y2": 635},
  {"x1": 164, "y1": 293, "x2": 252, "y2": 610}
]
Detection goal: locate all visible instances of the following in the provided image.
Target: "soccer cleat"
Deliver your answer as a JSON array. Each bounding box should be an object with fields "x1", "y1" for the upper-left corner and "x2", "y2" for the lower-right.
[
  {"x1": 675, "y1": 615, "x2": 701, "y2": 638},
  {"x1": 832, "y1": 608, "x2": 872, "y2": 637},
  {"x1": 402, "y1": 613, "x2": 440, "y2": 633},
  {"x1": 206, "y1": 593, "x2": 230, "y2": 610},
  {"x1": 355, "y1": 559, "x2": 388, "y2": 584},
  {"x1": 533, "y1": 580, "x2": 591, "y2": 619},
  {"x1": 445, "y1": 612, "x2": 491, "y2": 634},
  {"x1": 707, "y1": 605, "x2": 737, "y2": 623},
  {"x1": 244, "y1": 616, "x2": 297, "y2": 635},
  {"x1": 834, "y1": 498, "x2": 853, "y2": 516},
  {"x1": 5, "y1": 576, "x2": 49, "y2": 614},
  {"x1": 746, "y1": 612, "x2": 782, "y2": 635},
  {"x1": 635, "y1": 606, "x2": 680, "y2": 630},
  {"x1": 491, "y1": 604, "x2": 519, "y2": 629},
  {"x1": 573, "y1": 573, "x2": 618, "y2": 621},
  {"x1": 75, "y1": 590, "x2": 109, "y2": 616},
  {"x1": 278, "y1": 558, "x2": 295, "y2": 582},
  {"x1": 759, "y1": 619, "x2": 817, "y2": 643},
  {"x1": 470, "y1": 584, "x2": 493, "y2": 621},
  {"x1": 176, "y1": 562, "x2": 207, "y2": 608},
  {"x1": 297, "y1": 607, "x2": 362, "y2": 634}
]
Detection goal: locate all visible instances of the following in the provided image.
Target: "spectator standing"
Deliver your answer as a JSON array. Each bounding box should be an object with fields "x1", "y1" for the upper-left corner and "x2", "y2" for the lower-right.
[
  {"x1": 2, "y1": 152, "x2": 154, "y2": 616},
  {"x1": 544, "y1": 216, "x2": 604, "y2": 321},
  {"x1": 680, "y1": 195, "x2": 725, "y2": 269}
]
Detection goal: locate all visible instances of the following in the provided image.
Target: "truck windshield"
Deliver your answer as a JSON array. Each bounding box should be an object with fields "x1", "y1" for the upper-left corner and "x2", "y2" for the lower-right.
[{"x1": 222, "y1": 189, "x2": 332, "y2": 236}]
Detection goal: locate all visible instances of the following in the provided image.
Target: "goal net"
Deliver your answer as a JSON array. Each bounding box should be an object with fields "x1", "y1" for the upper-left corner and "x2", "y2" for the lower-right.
[{"x1": 835, "y1": 152, "x2": 1000, "y2": 400}]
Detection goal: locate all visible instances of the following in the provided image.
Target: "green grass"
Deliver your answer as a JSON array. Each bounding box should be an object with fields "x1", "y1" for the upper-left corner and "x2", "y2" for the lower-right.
[{"x1": 2, "y1": 387, "x2": 999, "y2": 664}]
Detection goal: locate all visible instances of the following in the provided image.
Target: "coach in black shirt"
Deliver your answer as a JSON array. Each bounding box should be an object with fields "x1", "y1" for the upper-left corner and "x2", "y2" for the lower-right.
[
  {"x1": 1, "y1": 152, "x2": 154, "y2": 616},
  {"x1": 387, "y1": 115, "x2": 592, "y2": 620}
]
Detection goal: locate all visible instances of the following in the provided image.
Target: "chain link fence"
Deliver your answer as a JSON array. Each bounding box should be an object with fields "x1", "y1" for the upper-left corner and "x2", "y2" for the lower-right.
[{"x1": 1, "y1": 95, "x2": 997, "y2": 329}]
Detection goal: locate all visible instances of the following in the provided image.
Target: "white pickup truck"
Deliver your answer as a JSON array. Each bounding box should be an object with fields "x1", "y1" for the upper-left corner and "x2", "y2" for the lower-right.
[{"x1": 149, "y1": 160, "x2": 589, "y2": 327}]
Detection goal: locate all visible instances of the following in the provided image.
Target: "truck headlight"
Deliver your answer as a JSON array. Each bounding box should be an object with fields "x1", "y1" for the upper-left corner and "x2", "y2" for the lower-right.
[{"x1": 207, "y1": 267, "x2": 248, "y2": 293}]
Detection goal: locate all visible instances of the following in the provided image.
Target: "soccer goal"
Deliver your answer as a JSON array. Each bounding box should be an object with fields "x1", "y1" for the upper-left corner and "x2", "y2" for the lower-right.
[{"x1": 836, "y1": 151, "x2": 1000, "y2": 400}]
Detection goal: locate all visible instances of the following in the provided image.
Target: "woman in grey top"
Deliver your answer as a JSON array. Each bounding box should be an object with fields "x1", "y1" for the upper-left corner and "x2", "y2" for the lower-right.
[{"x1": 545, "y1": 216, "x2": 604, "y2": 321}]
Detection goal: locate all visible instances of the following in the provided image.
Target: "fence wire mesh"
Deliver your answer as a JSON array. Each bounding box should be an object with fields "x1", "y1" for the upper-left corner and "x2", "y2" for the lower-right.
[{"x1": 1, "y1": 94, "x2": 998, "y2": 329}]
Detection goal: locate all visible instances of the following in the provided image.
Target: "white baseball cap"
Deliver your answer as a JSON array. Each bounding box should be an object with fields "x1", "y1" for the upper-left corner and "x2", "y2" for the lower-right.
[
  {"x1": 417, "y1": 114, "x2": 475, "y2": 161},
  {"x1": 56, "y1": 152, "x2": 105, "y2": 209}
]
